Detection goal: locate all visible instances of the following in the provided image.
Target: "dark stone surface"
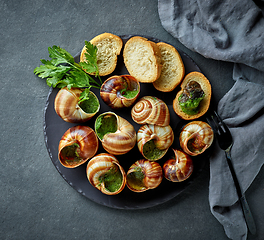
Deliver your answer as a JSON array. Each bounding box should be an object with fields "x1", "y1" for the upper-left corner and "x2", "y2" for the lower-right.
[{"x1": 0, "y1": 0, "x2": 263, "y2": 239}]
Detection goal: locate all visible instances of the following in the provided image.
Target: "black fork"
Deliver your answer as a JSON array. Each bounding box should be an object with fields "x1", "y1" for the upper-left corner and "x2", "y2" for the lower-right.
[{"x1": 207, "y1": 111, "x2": 256, "y2": 235}]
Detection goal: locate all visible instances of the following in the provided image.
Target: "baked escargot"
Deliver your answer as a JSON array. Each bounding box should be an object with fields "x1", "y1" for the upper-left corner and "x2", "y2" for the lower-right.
[
  {"x1": 100, "y1": 75, "x2": 140, "y2": 109},
  {"x1": 126, "y1": 159, "x2": 163, "y2": 192},
  {"x1": 54, "y1": 87, "x2": 100, "y2": 123},
  {"x1": 58, "y1": 125, "x2": 99, "y2": 168},
  {"x1": 173, "y1": 72, "x2": 211, "y2": 120},
  {"x1": 95, "y1": 112, "x2": 137, "y2": 155},
  {"x1": 86, "y1": 153, "x2": 126, "y2": 195},
  {"x1": 131, "y1": 96, "x2": 170, "y2": 126},
  {"x1": 179, "y1": 121, "x2": 214, "y2": 156},
  {"x1": 137, "y1": 124, "x2": 174, "y2": 161},
  {"x1": 163, "y1": 149, "x2": 193, "y2": 182}
]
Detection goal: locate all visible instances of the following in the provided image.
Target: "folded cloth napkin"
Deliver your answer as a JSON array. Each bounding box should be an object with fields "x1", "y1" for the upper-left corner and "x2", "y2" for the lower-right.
[{"x1": 158, "y1": 0, "x2": 264, "y2": 239}]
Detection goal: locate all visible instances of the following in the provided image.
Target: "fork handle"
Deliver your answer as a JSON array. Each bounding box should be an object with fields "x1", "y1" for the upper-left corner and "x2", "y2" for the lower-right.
[
  {"x1": 240, "y1": 195, "x2": 257, "y2": 235},
  {"x1": 225, "y1": 151, "x2": 257, "y2": 235}
]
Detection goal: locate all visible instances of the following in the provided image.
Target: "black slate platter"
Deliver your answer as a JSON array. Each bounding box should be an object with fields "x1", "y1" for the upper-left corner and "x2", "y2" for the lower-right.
[{"x1": 43, "y1": 35, "x2": 211, "y2": 209}]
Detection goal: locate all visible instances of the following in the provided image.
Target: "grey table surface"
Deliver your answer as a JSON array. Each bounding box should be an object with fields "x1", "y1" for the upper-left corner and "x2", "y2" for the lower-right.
[{"x1": 1, "y1": 0, "x2": 263, "y2": 239}]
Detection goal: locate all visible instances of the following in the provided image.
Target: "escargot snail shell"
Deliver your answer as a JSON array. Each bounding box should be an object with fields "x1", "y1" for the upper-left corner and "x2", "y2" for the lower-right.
[
  {"x1": 100, "y1": 75, "x2": 140, "y2": 109},
  {"x1": 179, "y1": 121, "x2": 214, "y2": 156},
  {"x1": 126, "y1": 159, "x2": 163, "y2": 192},
  {"x1": 58, "y1": 125, "x2": 99, "y2": 168},
  {"x1": 54, "y1": 87, "x2": 100, "y2": 123},
  {"x1": 163, "y1": 149, "x2": 193, "y2": 182},
  {"x1": 95, "y1": 112, "x2": 137, "y2": 155},
  {"x1": 131, "y1": 96, "x2": 170, "y2": 126},
  {"x1": 86, "y1": 153, "x2": 126, "y2": 195},
  {"x1": 137, "y1": 124, "x2": 174, "y2": 161}
]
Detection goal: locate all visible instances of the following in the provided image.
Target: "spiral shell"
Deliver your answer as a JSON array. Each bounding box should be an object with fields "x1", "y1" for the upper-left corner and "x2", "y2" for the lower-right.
[
  {"x1": 86, "y1": 153, "x2": 126, "y2": 195},
  {"x1": 131, "y1": 96, "x2": 170, "y2": 126},
  {"x1": 137, "y1": 124, "x2": 174, "y2": 161},
  {"x1": 179, "y1": 121, "x2": 214, "y2": 156},
  {"x1": 126, "y1": 160, "x2": 163, "y2": 192},
  {"x1": 163, "y1": 149, "x2": 193, "y2": 182},
  {"x1": 95, "y1": 112, "x2": 137, "y2": 155},
  {"x1": 54, "y1": 87, "x2": 100, "y2": 123},
  {"x1": 58, "y1": 126, "x2": 99, "y2": 168},
  {"x1": 100, "y1": 75, "x2": 140, "y2": 109}
]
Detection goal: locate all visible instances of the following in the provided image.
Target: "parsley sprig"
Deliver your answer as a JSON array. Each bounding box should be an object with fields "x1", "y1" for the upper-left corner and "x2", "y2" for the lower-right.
[{"x1": 34, "y1": 41, "x2": 102, "y2": 103}]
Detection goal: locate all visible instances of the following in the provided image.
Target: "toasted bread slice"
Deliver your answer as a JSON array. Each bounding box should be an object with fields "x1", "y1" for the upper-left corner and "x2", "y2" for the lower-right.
[
  {"x1": 153, "y1": 42, "x2": 185, "y2": 92},
  {"x1": 173, "y1": 72, "x2": 211, "y2": 120},
  {"x1": 80, "y1": 33, "x2": 123, "y2": 76},
  {"x1": 123, "y1": 36, "x2": 162, "y2": 83}
]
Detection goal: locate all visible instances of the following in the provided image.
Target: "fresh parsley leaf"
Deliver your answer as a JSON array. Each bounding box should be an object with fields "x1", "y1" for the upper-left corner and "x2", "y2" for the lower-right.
[
  {"x1": 34, "y1": 43, "x2": 102, "y2": 103},
  {"x1": 79, "y1": 41, "x2": 101, "y2": 82},
  {"x1": 48, "y1": 45, "x2": 75, "y2": 66},
  {"x1": 79, "y1": 88, "x2": 91, "y2": 104}
]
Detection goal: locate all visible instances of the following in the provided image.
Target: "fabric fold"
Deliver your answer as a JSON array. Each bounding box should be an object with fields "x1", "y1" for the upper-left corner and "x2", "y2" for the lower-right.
[
  {"x1": 158, "y1": 0, "x2": 264, "y2": 239},
  {"x1": 158, "y1": 0, "x2": 264, "y2": 71},
  {"x1": 209, "y1": 78, "x2": 264, "y2": 239}
]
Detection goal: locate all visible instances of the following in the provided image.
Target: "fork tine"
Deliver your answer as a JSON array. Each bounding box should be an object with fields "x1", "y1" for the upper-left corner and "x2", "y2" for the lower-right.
[
  {"x1": 210, "y1": 113, "x2": 224, "y2": 136},
  {"x1": 206, "y1": 115, "x2": 217, "y2": 133},
  {"x1": 213, "y1": 111, "x2": 230, "y2": 134},
  {"x1": 214, "y1": 111, "x2": 224, "y2": 126},
  {"x1": 206, "y1": 111, "x2": 224, "y2": 136},
  {"x1": 212, "y1": 111, "x2": 224, "y2": 134}
]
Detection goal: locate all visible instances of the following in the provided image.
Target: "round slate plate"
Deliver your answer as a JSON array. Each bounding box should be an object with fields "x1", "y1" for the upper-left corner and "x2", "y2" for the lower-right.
[{"x1": 43, "y1": 35, "x2": 210, "y2": 209}]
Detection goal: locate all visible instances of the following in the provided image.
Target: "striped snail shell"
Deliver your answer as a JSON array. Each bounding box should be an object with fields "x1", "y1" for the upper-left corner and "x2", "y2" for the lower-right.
[
  {"x1": 137, "y1": 124, "x2": 174, "y2": 161},
  {"x1": 58, "y1": 125, "x2": 99, "y2": 168},
  {"x1": 54, "y1": 87, "x2": 100, "y2": 123},
  {"x1": 100, "y1": 75, "x2": 140, "y2": 109},
  {"x1": 179, "y1": 121, "x2": 214, "y2": 156},
  {"x1": 95, "y1": 112, "x2": 137, "y2": 155},
  {"x1": 126, "y1": 159, "x2": 163, "y2": 192},
  {"x1": 86, "y1": 153, "x2": 126, "y2": 195},
  {"x1": 131, "y1": 96, "x2": 170, "y2": 126},
  {"x1": 163, "y1": 149, "x2": 193, "y2": 182}
]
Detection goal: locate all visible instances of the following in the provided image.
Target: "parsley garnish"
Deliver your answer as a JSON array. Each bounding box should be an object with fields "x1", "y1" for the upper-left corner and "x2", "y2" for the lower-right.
[{"x1": 34, "y1": 41, "x2": 102, "y2": 103}]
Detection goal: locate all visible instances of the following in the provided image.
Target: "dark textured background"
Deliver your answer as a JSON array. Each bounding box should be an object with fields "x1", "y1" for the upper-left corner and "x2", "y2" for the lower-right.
[{"x1": 0, "y1": 0, "x2": 263, "y2": 239}]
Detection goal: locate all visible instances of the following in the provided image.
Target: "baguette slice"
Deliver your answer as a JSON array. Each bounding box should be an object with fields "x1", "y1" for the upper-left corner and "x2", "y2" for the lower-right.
[
  {"x1": 123, "y1": 36, "x2": 162, "y2": 83},
  {"x1": 153, "y1": 42, "x2": 185, "y2": 92},
  {"x1": 80, "y1": 33, "x2": 123, "y2": 76},
  {"x1": 173, "y1": 72, "x2": 211, "y2": 120}
]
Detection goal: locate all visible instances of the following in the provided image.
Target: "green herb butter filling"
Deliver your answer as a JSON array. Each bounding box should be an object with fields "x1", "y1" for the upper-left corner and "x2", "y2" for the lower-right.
[
  {"x1": 179, "y1": 81, "x2": 205, "y2": 115},
  {"x1": 98, "y1": 165, "x2": 123, "y2": 192},
  {"x1": 127, "y1": 167, "x2": 146, "y2": 191},
  {"x1": 60, "y1": 143, "x2": 82, "y2": 165},
  {"x1": 121, "y1": 89, "x2": 139, "y2": 99},
  {"x1": 119, "y1": 79, "x2": 139, "y2": 99},
  {"x1": 142, "y1": 139, "x2": 165, "y2": 160},
  {"x1": 95, "y1": 114, "x2": 118, "y2": 140},
  {"x1": 79, "y1": 92, "x2": 99, "y2": 113},
  {"x1": 179, "y1": 94, "x2": 205, "y2": 115}
]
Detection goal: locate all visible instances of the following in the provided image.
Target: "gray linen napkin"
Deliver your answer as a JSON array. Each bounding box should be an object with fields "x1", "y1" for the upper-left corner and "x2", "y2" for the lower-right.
[{"x1": 158, "y1": 0, "x2": 264, "y2": 239}]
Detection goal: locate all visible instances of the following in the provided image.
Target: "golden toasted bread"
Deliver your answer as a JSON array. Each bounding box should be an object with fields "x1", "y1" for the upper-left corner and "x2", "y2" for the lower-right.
[
  {"x1": 173, "y1": 72, "x2": 211, "y2": 120},
  {"x1": 153, "y1": 42, "x2": 185, "y2": 92},
  {"x1": 123, "y1": 36, "x2": 162, "y2": 83},
  {"x1": 80, "y1": 33, "x2": 123, "y2": 76}
]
